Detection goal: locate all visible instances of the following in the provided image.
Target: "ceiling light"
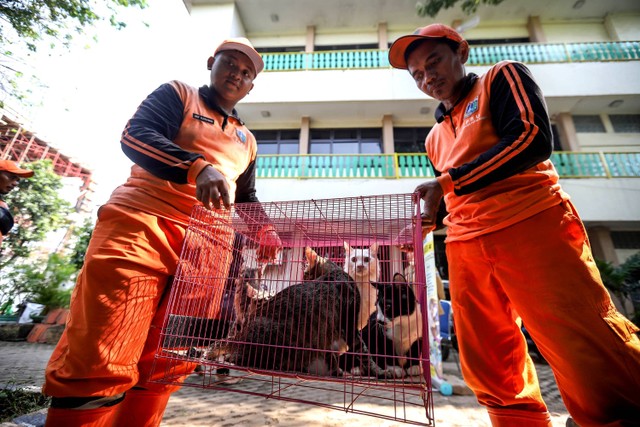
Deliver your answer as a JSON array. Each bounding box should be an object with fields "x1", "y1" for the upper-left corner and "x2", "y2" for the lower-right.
[
  {"x1": 261, "y1": 111, "x2": 271, "y2": 118},
  {"x1": 419, "y1": 107, "x2": 431, "y2": 115},
  {"x1": 608, "y1": 99, "x2": 624, "y2": 108},
  {"x1": 572, "y1": 0, "x2": 585, "y2": 9}
]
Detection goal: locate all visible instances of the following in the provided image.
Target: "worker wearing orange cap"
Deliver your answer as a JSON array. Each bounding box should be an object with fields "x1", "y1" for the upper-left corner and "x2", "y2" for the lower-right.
[
  {"x1": 390, "y1": 24, "x2": 640, "y2": 427},
  {"x1": 43, "y1": 37, "x2": 281, "y2": 427},
  {"x1": 0, "y1": 160, "x2": 34, "y2": 246}
]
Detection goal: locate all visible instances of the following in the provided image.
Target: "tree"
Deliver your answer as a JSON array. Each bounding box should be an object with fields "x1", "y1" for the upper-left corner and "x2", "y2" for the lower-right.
[
  {"x1": 0, "y1": 160, "x2": 74, "y2": 269},
  {"x1": 0, "y1": 0, "x2": 148, "y2": 107},
  {"x1": 5, "y1": 252, "x2": 75, "y2": 313},
  {"x1": 416, "y1": 0, "x2": 505, "y2": 18},
  {"x1": 68, "y1": 217, "x2": 94, "y2": 270}
]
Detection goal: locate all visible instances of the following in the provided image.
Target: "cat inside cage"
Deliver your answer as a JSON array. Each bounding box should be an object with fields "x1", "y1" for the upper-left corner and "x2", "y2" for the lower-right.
[{"x1": 153, "y1": 194, "x2": 435, "y2": 426}]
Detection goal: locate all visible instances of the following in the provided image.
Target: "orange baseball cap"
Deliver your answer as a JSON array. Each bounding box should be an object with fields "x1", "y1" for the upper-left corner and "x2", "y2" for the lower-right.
[
  {"x1": 389, "y1": 24, "x2": 466, "y2": 70},
  {"x1": 0, "y1": 160, "x2": 34, "y2": 178},
  {"x1": 211, "y1": 37, "x2": 264, "y2": 75}
]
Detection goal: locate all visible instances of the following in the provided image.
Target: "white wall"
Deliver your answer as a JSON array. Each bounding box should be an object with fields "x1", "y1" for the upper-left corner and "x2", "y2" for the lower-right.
[
  {"x1": 606, "y1": 13, "x2": 640, "y2": 41},
  {"x1": 247, "y1": 62, "x2": 640, "y2": 106},
  {"x1": 577, "y1": 133, "x2": 640, "y2": 152},
  {"x1": 543, "y1": 21, "x2": 611, "y2": 43},
  {"x1": 255, "y1": 177, "x2": 640, "y2": 226}
]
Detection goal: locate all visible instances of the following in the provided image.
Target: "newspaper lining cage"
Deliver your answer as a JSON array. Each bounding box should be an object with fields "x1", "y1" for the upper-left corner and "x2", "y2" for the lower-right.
[{"x1": 151, "y1": 193, "x2": 434, "y2": 426}]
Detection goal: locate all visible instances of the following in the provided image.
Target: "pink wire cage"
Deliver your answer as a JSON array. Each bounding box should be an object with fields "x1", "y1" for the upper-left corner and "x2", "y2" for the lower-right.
[{"x1": 151, "y1": 193, "x2": 434, "y2": 426}]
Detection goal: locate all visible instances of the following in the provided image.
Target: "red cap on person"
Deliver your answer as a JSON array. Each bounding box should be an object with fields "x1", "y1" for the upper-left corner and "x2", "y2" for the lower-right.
[
  {"x1": 210, "y1": 37, "x2": 264, "y2": 75},
  {"x1": 0, "y1": 160, "x2": 34, "y2": 178},
  {"x1": 388, "y1": 24, "x2": 467, "y2": 70}
]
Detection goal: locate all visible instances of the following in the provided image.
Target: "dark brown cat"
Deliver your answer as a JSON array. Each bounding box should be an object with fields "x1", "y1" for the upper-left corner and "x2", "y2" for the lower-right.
[{"x1": 228, "y1": 247, "x2": 365, "y2": 376}]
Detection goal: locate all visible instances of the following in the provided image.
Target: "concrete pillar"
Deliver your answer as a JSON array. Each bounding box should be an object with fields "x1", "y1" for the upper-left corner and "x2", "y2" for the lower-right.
[
  {"x1": 300, "y1": 116, "x2": 310, "y2": 154},
  {"x1": 588, "y1": 226, "x2": 619, "y2": 266},
  {"x1": 378, "y1": 22, "x2": 388, "y2": 50},
  {"x1": 555, "y1": 113, "x2": 580, "y2": 151},
  {"x1": 600, "y1": 114, "x2": 615, "y2": 133},
  {"x1": 389, "y1": 246, "x2": 404, "y2": 279},
  {"x1": 604, "y1": 14, "x2": 621, "y2": 41},
  {"x1": 527, "y1": 16, "x2": 547, "y2": 43},
  {"x1": 382, "y1": 114, "x2": 394, "y2": 154},
  {"x1": 306, "y1": 26, "x2": 316, "y2": 53}
]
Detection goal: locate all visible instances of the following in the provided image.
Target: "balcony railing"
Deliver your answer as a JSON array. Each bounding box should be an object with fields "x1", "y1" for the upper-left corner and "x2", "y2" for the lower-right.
[
  {"x1": 255, "y1": 152, "x2": 640, "y2": 179},
  {"x1": 262, "y1": 41, "x2": 640, "y2": 71}
]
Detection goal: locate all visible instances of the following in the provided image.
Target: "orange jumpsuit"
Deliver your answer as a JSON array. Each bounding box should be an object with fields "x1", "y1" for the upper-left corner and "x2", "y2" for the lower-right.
[
  {"x1": 428, "y1": 61, "x2": 640, "y2": 426},
  {"x1": 44, "y1": 81, "x2": 260, "y2": 426}
]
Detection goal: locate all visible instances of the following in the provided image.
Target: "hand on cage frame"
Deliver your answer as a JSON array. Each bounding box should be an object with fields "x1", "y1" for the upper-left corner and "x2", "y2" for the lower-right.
[
  {"x1": 396, "y1": 217, "x2": 434, "y2": 253},
  {"x1": 256, "y1": 225, "x2": 282, "y2": 263}
]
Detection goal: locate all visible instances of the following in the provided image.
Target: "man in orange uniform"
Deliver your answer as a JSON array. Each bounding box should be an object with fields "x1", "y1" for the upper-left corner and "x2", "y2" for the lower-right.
[
  {"x1": 43, "y1": 38, "x2": 281, "y2": 426},
  {"x1": 390, "y1": 24, "x2": 640, "y2": 427},
  {"x1": 0, "y1": 160, "x2": 34, "y2": 246}
]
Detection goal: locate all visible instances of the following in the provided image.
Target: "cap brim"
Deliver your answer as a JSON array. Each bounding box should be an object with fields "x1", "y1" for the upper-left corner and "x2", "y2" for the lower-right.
[
  {"x1": 0, "y1": 166, "x2": 34, "y2": 177},
  {"x1": 15, "y1": 170, "x2": 34, "y2": 178},
  {"x1": 388, "y1": 35, "x2": 429, "y2": 70},
  {"x1": 218, "y1": 42, "x2": 264, "y2": 75}
]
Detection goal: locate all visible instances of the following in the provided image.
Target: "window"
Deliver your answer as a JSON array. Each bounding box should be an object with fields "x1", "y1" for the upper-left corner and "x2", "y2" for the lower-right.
[
  {"x1": 573, "y1": 115, "x2": 605, "y2": 133},
  {"x1": 611, "y1": 231, "x2": 640, "y2": 249},
  {"x1": 467, "y1": 37, "x2": 530, "y2": 45},
  {"x1": 309, "y1": 128, "x2": 382, "y2": 154},
  {"x1": 393, "y1": 128, "x2": 430, "y2": 153},
  {"x1": 315, "y1": 43, "x2": 379, "y2": 51},
  {"x1": 610, "y1": 115, "x2": 640, "y2": 133},
  {"x1": 254, "y1": 129, "x2": 300, "y2": 155},
  {"x1": 255, "y1": 46, "x2": 305, "y2": 53}
]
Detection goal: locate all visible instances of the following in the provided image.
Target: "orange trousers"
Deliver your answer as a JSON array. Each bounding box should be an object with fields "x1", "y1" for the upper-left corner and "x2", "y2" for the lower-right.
[
  {"x1": 43, "y1": 204, "x2": 233, "y2": 426},
  {"x1": 447, "y1": 201, "x2": 640, "y2": 427}
]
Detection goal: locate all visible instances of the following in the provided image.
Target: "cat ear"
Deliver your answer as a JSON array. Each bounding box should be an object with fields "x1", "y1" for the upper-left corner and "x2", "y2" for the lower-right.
[
  {"x1": 343, "y1": 241, "x2": 351, "y2": 252},
  {"x1": 393, "y1": 272, "x2": 407, "y2": 283},
  {"x1": 305, "y1": 247, "x2": 318, "y2": 266},
  {"x1": 370, "y1": 242, "x2": 379, "y2": 254}
]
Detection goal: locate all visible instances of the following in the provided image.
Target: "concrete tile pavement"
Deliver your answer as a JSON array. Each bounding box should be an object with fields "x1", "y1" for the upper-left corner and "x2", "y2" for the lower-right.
[{"x1": 0, "y1": 341, "x2": 569, "y2": 426}]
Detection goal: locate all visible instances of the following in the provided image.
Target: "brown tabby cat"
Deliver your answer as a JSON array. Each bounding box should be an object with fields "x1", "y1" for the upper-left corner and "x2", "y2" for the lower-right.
[{"x1": 228, "y1": 247, "x2": 376, "y2": 376}]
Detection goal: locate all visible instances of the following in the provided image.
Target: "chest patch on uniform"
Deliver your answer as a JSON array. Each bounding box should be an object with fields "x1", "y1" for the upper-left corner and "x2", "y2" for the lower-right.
[
  {"x1": 236, "y1": 129, "x2": 247, "y2": 144},
  {"x1": 193, "y1": 113, "x2": 215, "y2": 124},
  {"x1": 464, "y1": 97, "x2": 479, "y2": 118}
]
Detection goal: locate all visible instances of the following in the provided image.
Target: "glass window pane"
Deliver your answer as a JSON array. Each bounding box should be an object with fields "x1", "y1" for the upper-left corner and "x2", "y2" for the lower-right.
[
  {"x1": 280, "y1": 129, "x2": 300, "y2": 140},
  {"x1": 309, "y1": 142, "x2": 331, "y2": 154},
  {"x1": 610, "y1": 114, "x2": 640, "y2": 133},
  {"x1": 310, "y1": 129, "x2": 331, "y2": 140},
  {"x1": 394, "y1": 140, "x2": 420, "y2": 153},
  {"x1": 254, "y1": 130, "x2": 278, "y2": 141},
  {"x1": 333, "y1": 142, "x2": 359, "y2": 154},
  {"x1": 279, "y1": 143, "x2": 299, "y2": 154},
  {"x1": 257, "y1": 143, "x2": 278, "y2": 155},
  {"x1": 334, "y1": 129, "x2": 357, "y2": 139},
  {"x1": 573, "y1": 115, "x2": 605, "y2": 133},
  {"x1": 361, "y1": 141, "x2": 382, "y2": 154},
  {"x1": 361, "y1": 128, "x2": 381, "y2": 139}
]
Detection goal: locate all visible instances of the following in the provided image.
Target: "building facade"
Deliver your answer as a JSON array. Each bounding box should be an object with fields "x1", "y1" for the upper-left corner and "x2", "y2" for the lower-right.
[{"x1": 181, "y1": 0, "x2": 640, "y2": 269}]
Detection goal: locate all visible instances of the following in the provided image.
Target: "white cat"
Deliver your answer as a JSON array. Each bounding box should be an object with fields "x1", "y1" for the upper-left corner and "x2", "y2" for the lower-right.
[{"x1": 343, "y1": 242, "x2": 380, "y2": 331}]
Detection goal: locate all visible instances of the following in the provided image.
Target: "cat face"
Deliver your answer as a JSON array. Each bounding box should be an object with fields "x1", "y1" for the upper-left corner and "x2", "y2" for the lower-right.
[
  {"x1": 373, "y1": 274, "x2": 418, "y2": 322},
  {"x1": 343, "y1": 242, "x2": 380, "y2": 281}
]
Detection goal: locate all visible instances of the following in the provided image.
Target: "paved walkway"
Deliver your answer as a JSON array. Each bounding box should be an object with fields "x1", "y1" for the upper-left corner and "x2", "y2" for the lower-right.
[{"x1": 0, "y1": 341, "x2": 569, "y2": 426}]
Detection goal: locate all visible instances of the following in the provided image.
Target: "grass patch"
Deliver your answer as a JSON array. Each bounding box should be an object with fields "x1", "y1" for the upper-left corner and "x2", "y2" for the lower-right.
[{"x1": 0, "y1": 387, "x2": 50, "y2": 422}]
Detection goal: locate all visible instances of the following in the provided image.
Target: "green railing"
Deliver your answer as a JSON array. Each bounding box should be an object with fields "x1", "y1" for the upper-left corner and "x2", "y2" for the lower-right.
[
  {"x1": 255, "y1": 152, "x2": 640, "y2": 179},
  {"x1": 262, "y1": 41, "x2": 640, "y2": 71}
]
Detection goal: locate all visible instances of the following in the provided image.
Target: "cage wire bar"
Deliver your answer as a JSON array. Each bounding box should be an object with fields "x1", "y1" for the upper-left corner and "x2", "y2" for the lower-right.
[{"x1": 151, "y1": 193, "x2": 434, "y2": 426}]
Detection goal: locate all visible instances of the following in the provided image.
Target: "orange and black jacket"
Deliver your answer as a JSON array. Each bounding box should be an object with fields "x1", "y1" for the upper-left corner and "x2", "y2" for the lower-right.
[
  {"x1": 110, "y1": 81, "x2": 259, "y2": 224},
  {"x1": 427, "y1": 61, "x2": 568, "y2": 242}
]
